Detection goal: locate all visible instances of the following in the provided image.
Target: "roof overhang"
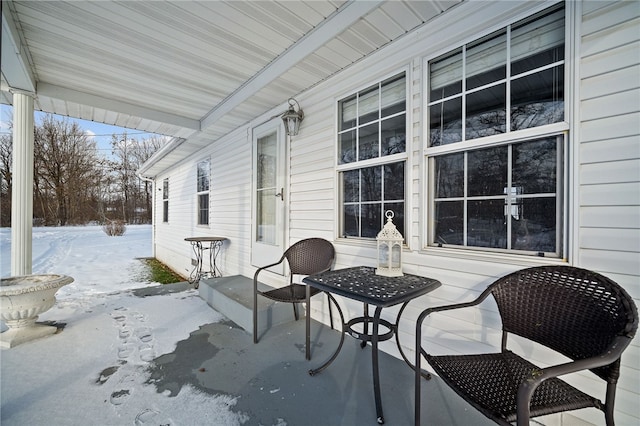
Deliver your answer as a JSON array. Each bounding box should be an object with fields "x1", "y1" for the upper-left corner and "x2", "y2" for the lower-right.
[{"x1": 2, "y1": 0, "x2": 464, "y2": 177}]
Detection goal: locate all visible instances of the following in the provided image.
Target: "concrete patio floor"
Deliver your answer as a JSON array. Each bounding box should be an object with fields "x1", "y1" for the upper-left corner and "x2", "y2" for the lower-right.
[{"x1": 1, "y1": 282, "x2": 492, "y2": 426}]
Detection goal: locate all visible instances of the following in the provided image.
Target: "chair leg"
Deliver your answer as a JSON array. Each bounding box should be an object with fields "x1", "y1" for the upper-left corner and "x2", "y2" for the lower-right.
[
  {"x1": 604, "y1": 381, "x2": 617, "y2": 426},
  {"x1": 306, "y1": 286, "x2": 311, "y2": 360},
  {"x1": 292, "y1": 302, "x2": 300, "y2": 321},
  {"x1": 327, "y1": 293, "x2": 334, "y2": 330},
  {"x1": 253, "y1": 290, "x2": 259, "y2": 344}
]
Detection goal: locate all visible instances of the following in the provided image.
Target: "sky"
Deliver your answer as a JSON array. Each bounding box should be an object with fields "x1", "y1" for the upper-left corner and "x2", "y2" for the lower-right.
[
  {"x1": 0, "y1": 225, "x2": 249, "y2": 425},
  {"x1": 0, "y1": 104, "x2": 167, "y2": 159}
]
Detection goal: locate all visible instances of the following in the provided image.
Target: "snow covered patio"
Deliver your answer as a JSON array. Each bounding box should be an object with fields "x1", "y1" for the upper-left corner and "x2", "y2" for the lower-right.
[
  {"x1": 1, "y1": 281, "x2": 492, "y2": 426},
  {"x1": 0, "y1": 225, "x2": 489, "y2": 425}
]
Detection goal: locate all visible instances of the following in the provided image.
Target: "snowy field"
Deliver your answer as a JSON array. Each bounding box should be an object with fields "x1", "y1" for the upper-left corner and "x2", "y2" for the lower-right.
[
  {"x1": 1, "y1": 225, "x2": 249, "y2": 425},
  {"x1": 1, "y1": 225, "x2": 155, "y2": 293}
]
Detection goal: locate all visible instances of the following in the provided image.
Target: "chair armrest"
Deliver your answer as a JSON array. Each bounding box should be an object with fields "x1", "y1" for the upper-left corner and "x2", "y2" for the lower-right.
[
  {"x1": 415, "y1": 284, "x2": 497, "y2": 424},
  {"x1": 515, "y1": 335, "x2": 632, "y2": 426},
  {"x1": 416, "y1": 284, "x2": 495, "y2": 329},
  {"x1": 253, "y1": 258, "x2": 285, "y2": 289}
]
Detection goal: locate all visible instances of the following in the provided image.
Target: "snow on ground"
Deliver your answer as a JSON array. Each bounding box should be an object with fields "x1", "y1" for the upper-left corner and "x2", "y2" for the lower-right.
[
  {"x1": 2, "y1": 225, "x2": 156, "y2": 294},
  {"x1": 0, "y1": 225, "x2": 249, "y2": 425}
]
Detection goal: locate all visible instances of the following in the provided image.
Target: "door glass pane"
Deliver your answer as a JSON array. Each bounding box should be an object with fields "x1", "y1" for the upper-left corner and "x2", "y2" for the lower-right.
[
  {"x1": 256, "y1": 132, "x2": 277, "y2": 244},
  {"x1": 257, "y1": 188, "x2": 276, "y2": 244},
  {"x1": 257, "y1": 134, "x2": 276, "y2": 188}
]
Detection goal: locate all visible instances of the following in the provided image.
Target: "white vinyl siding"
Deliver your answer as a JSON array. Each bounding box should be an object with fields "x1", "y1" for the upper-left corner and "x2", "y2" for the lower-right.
[
  {"x1": 577, "y1": 3, "x2": 639, "y2": 424},
  {"x1": 154, "y1": 128, "x2": 253, "y2": 280}
]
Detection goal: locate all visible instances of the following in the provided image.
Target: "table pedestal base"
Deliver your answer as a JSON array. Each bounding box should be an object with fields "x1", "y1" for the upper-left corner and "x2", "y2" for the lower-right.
[{"x1": 185, "y1": 237, "x2": 226, "y2": 288}]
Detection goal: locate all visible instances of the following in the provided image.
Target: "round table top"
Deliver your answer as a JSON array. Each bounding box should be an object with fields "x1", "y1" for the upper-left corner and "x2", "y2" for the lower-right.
[{"x1": 184, "y1": 236, "x2": 227, "y2": 242}]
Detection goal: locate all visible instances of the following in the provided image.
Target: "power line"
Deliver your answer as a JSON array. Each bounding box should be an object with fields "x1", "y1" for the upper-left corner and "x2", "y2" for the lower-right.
[{"x1": 0, "y1": 131, "x2": 157, "y2": 137}]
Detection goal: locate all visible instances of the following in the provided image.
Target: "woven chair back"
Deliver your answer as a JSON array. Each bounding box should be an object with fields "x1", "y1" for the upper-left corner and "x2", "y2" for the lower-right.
[
  {"x1": 491, "y1": 266, "x2": 638, "y2": 381},
  {"x1": 284, "y1": 238, "x2": 335, "y2": 276}
]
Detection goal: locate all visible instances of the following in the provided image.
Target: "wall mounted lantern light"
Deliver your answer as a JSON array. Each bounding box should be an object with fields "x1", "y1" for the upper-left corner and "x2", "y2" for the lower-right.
[
  {"x1": 376, "y1": 210, "x2": 404, "y2": 277},
  {"x1": 281, "y1": 98, "x2": 304, "y2": 136}
]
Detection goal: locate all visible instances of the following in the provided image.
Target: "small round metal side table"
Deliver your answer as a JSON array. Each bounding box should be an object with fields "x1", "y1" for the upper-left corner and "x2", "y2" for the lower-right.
[{"x1": 184, "y1": 236, "x2": 227, "y2": 288}]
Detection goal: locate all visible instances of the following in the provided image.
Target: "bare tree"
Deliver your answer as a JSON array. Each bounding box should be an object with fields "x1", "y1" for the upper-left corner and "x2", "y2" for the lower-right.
[
  {"x1": 0, "y1": 133, "x2": 12, "y2": 226},
  {"x1": 2, "y1": 113, "x2": 162, "y2": 227},
  {"x1": 131, "y1": 136, "x2": 164, "y2": 223},
  {"x1": 34, "y1": 114, "x2": 103, "y2": 225},
  {"x1": 110, "y1": 134, "x2": 164, "y2": 223}
]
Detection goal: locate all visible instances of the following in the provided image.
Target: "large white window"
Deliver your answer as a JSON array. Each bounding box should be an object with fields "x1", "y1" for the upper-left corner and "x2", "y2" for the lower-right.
[
  {"x1": 338, "y1": 73, "x2": 407, "y2": 239},
  {"x1": 426, "y1": 4, "x2": 566, "y2": 257},
  {"x1": 196, "y1": 159, "x2": 210, "y2": 226}
]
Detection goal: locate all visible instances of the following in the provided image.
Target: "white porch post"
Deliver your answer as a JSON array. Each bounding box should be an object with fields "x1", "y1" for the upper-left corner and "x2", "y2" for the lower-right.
[{"x1": 10, "y1": 89, "x2": 35, "y2": 276}]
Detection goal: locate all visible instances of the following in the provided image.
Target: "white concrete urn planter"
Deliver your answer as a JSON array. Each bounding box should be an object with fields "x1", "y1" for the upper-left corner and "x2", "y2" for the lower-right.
[{"x1": 0, "y1": 274, "x2": 74, "y2": 349}]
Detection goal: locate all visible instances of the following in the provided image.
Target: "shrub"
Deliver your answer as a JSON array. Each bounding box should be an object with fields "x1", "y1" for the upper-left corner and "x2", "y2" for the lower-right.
[{"x1": 103, "y1": 220, "x2": 127, "y2": 236}]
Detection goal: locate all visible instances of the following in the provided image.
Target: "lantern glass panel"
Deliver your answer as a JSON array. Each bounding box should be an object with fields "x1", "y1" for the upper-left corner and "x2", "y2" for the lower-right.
[{"x1": 391, "y1": 245, "x2": 401, "y2": 268}]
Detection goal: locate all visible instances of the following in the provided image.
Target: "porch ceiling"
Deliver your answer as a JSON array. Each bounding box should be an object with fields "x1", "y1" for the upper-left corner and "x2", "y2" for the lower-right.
[{"x1": 1, "y1": 0, "x2": 462, "y2": 176}]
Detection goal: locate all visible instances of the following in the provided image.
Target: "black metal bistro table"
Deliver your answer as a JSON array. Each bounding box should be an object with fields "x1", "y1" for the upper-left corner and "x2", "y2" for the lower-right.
[
  {"x1": 184, "y1": 236, "x2": 227, "y2": 288},
  {"x1": 303, "y1": 266, "x2": 441, "y2": 424}
]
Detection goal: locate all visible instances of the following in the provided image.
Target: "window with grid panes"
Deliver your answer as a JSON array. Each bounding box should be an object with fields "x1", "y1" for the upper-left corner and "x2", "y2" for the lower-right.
[
  {"x1": 338, "y1": 73, "x2": 407, "y2": 239},
  {"x1": 162, "y1": 179, "x2": 169, "y2": 223},
  {"x1": 197, "y1": 159, "x2": 210, "y2": 225},
  {"x1": 427, "y1": 4, "x2": 566, "y2": 257}
]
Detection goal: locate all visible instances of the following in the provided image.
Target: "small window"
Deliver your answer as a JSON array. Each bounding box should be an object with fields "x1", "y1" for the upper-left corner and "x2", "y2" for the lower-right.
[
  {"x1": 162, "y1": 179, "x2": 169, "y2": 223},
  {"x1": 338, "y1": 73, "x2": 407, "y2": 239},
  {"x1": 197, "y1": 159, "x2": 210, "y2": 225}
]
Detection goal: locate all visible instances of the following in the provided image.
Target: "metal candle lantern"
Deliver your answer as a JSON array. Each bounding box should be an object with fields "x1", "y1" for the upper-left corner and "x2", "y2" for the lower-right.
[{"x1": 376, "y1": 210, "x2": 404, "y2": 277}]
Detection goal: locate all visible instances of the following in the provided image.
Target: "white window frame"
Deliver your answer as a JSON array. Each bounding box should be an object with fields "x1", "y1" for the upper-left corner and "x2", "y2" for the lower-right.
[
  {"x1": 162, "y1": 178, "x2": 169, "y2": 223},
  {"x1": 424, "y1": 3, "x2": 569, "y2": 259},
  {"x1": 196, "y1": 159, "x2": 210, "y2": 226},
  {"x1": 336, "y1": 71, "x2": 409, "y2": 241}
]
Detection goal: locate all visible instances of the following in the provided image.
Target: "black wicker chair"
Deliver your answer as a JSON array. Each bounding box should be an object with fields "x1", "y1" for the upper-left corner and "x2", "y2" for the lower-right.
[
  {"x1": 253, "y1": 238, "x2": 335, "y2": 360},
  {"x1": 415, "y1": 266, "x2": 638, "y2": 426}
]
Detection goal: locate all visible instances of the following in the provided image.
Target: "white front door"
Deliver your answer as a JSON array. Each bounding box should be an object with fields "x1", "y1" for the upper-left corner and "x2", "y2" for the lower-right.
[{"x1": 251, "y1": 121, "x2": 287, "y2": 273}]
